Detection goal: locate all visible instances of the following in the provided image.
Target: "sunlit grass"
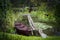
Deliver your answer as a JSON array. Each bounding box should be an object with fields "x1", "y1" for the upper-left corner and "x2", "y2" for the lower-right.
[{"x1": 34, "y1": 22, "x2": 52, "y2": 30}]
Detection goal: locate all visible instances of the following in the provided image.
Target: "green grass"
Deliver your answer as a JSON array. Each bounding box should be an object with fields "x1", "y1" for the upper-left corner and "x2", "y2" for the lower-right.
[{"x1": 0, "y1": 32, "x2": 60, "y2": 40}]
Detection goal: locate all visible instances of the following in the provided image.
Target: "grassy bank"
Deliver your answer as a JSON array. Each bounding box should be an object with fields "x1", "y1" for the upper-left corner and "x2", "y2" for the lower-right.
[{"x1": 0, "y1": 32, "x2": 60, "y2": 40}]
